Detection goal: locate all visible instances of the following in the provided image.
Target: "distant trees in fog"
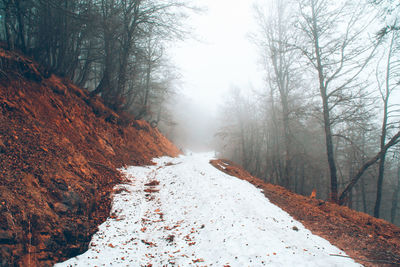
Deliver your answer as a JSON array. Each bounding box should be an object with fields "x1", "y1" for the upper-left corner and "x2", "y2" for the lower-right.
[
  {"x1": 217, "y1": 0, "x2": 400, "y2": 223},
  {"x1": 0, "y1": 0, "x2": 193, "y2": 122}
]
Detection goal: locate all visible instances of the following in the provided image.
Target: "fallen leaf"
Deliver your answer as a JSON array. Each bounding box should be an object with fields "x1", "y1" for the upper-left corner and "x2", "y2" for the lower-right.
[{"x1": 141, "y1": 240, "x2": 157, "y2": 247}]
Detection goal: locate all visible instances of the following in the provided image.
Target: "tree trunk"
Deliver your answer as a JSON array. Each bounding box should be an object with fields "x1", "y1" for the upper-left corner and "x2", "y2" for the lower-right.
[
  {"x1": 281, "y1": 98, "x2": 291, "y2": 189},
  {"x1": 15, "y1": 0, "x2": 26, "y2": 52},
  {"x1": 390, "y1": 165, "x2": 400, "y2": 223},
  {"x1": 361, "y1": 179, "x2": 367, "y2": 213},
  {"x1": 116, "y1": 44, "x2": 130, "y2": 106},
  {"x1": 240, "y1": 122, "x2": 248, "y2": 169},
  {"x1": 76, "y1": 43, "x2": 93, "y2": 87},
  {"x1": 117, "y1": 1, "x2": 140, "y2": 110},
  {"x1": 374, "y1": 152, "x2": 387, "y2": 218},
  {"x1": 320, "y1": 56, "x2": 339, "y2": 203},
  {"x1": 309, "y1": 0, "x2": 339, "y2": 203},
  {"x1": 4, "y1": 1, "x2": 14, "y2": 50},
  {"x1": 373, "y1": 31, "x2": 393, "y2": 218},
  {"x1": 300, "y1": 163, "x2": 305, "y2": 195},
  {"x1": 355, "y1": 183, "x2": 360, "y2": 211},
  {"x1": 92, "y1": 23, "x2": 113, "y2": 98},
  {"x1": 348, "y1": 188, "x2": 353, "y2": 209},
  {"x1": 143, "y1": 59, "x2": 152, "y2": 108}
]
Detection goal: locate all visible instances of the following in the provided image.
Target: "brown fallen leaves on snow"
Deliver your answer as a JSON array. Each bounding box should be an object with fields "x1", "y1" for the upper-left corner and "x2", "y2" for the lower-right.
[
  {"x1": 144, "y1": 188, "x2": 160, "y2": 193},
  {"x1": 145, "y1": 180, "x2": 160, "y2": 186},
  {"x1": 141, "y1": 240, "x2": 157, "y2": 247}
]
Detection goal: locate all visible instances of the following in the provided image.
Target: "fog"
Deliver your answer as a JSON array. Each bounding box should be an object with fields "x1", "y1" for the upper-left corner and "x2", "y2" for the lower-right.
[
  {"x1": 2, "y1": 0, "x2": 398, "y2": 226},
  {"x1": 167, "y1": 0, "x2": 263, "y2": 151},
  {"x1": 160, "y1": 0, "x2": 400, "y2": 223},
  {"x1": 161, "y1": 95, "x2": 217, "y2": 152}
]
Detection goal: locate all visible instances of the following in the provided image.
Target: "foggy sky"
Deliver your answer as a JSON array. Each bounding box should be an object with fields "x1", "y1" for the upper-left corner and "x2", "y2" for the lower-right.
[
  {"x1": 171, "y1": 0, "x2": 264, "y2": 113},
  {"x1": 168, "y1": 0, "x2": 264, "y2": 150}
]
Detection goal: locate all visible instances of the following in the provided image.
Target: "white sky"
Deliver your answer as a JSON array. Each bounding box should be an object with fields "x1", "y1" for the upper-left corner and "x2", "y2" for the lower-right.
[{"x1": 170, "y1": 0, "x2": 265, "y2": 113}]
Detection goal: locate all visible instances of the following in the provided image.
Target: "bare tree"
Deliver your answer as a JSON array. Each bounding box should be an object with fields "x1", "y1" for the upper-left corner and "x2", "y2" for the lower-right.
[
  {"x1": 373, "y1": 28, "x2": 400, "y2": 217},
  {"x1": 253, "y1": 0, "x2": 301, "y2": 188},
  {"x1": 295, "y1": 0, "x2": 377, "y2": 202}
]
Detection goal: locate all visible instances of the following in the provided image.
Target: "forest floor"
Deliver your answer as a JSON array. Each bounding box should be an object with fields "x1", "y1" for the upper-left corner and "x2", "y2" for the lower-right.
[
  {"x1": 211, "y1": 159, "x2": 400, "y2": 266},
  {"x1": 56, "y1": 153, "x2": 361, "y2": 266}
]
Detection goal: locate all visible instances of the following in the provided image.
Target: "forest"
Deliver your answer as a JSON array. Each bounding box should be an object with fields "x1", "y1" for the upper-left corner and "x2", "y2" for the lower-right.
[
  {"x1": 0, "y1": 0, "x2": 194, "y2": 124},
  {"x1": 215, "y1": 0, "x2": 400, "y2": 224},
  {"x1": 3, "y1": 1, "x2": 400, "y2": 266},
  {"x1": 1, "y1": 0, "x2": 400, "y2": 225}
]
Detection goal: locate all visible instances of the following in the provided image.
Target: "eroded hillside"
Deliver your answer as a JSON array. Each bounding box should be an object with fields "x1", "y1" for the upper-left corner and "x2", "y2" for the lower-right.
[{"x1": 0, "y1": 48, "x2": 180, "y2": 266}]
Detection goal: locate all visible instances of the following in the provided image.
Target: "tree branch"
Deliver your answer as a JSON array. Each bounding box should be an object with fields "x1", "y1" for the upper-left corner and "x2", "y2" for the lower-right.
[{"x1": 339, "y1": 130, "x2": 400, "y2": 204}]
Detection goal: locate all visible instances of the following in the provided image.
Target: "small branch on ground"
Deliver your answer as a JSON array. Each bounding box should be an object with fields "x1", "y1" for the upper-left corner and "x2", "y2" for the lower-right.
[{"x1": 329, "y1": 254, "x2": 400, "y2": 265}]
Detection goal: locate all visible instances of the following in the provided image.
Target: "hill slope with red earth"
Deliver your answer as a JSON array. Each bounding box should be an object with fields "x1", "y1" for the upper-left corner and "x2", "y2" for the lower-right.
[{"x1": 0, "y1": 48, "x2": 180, "y2": 266}]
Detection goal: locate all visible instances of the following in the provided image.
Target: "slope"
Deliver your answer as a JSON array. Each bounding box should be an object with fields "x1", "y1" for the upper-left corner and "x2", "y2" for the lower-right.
[
  {"x1": 211, "y1": 159, "x2": 400, "y2": 266},
  {"x1": 57, "y1": 153, "x2": 360, "y2": 266},
  {"x1": 0, "y1": 47, "x2": 180, "y2": 266}
]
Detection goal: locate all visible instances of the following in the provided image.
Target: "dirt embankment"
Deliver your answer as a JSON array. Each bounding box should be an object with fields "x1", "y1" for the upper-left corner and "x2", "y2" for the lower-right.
[
  {"x1": 0, "y1": 48, "x2": 180, "y2": 266},
  {"x1": 211, "y1": 159, "x2": 400, "y2": 267}
]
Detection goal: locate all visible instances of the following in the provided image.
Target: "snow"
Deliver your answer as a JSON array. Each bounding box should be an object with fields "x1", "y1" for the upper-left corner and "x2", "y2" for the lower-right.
[{"x1": 55, "y1": 152, "x2": 361, "y2": 267}]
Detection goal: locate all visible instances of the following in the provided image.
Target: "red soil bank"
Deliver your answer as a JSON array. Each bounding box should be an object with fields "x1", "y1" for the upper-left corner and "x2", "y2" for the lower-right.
[{"x1": 0, "y1": 48, "x2": 180, "y2": 266}]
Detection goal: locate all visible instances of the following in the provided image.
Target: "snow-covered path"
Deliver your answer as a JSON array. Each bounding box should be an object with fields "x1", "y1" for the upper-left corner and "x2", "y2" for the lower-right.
[{"x1": 56, "y1": 153, "x2": 361, "y2": 266}]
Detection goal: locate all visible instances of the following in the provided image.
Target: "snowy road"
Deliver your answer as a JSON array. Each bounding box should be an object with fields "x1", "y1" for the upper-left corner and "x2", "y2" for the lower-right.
[{"x1": 56, "y1": 152, "x2": 361, "y2": 266}]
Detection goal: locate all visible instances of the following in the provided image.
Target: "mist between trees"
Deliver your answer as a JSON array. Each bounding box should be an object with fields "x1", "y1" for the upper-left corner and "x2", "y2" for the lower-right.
[
  {"x1": 2, "y1": 0, "x2": 400, "y2": 225},
  {"x1": 0, "y1": 0, "x2": 197, "y2": 126},
  {"x1": 214, "y1": 0, "x2": 400, "y2": 224}
]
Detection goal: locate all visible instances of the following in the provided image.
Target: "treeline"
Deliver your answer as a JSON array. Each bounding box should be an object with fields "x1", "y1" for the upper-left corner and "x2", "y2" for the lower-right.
[
  {"x1": 216, "y1": 0, "x2": 400, "y2": 223},
  {"x1": 0, "y1": 0, "x2": 192, "y2": 122}
]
